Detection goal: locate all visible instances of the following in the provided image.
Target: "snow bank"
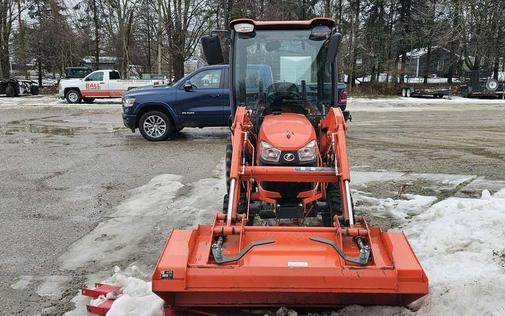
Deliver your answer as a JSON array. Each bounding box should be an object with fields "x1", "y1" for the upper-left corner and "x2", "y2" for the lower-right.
[{"x1": 404, "y1": 189, "x2": 505, "y2": 315}]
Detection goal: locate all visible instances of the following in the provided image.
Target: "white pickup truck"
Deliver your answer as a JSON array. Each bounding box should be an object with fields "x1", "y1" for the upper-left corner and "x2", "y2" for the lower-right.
[{"x1": 58, "y1": 69, "x2": 165, "y2": 103}]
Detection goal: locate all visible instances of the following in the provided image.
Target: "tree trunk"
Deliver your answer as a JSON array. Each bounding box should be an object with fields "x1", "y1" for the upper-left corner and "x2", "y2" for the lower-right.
[
  {"x1": 157, "y1": 0, "x2": 162, "y2": 74},
  {"x1": 424, "y1": 45, "x2": 432, "y2": 84},
  {"x1": 348, "y1": 0, "x2": 360, "y2": 89},
  {"x1": 171, "y1": 50, "x2": 185, "y2": 80},
  {"x1": 93, "y1": 0, "x2": 99, "y2": 70}
]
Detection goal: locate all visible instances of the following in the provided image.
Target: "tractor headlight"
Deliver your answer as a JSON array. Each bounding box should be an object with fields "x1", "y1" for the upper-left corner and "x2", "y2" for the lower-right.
[
  {"x1": 260, "y1": 141, "x2": 281, "y2": 163},
  {"x1": 297, "y1": 140, "x2": 317, "y2": 162}
]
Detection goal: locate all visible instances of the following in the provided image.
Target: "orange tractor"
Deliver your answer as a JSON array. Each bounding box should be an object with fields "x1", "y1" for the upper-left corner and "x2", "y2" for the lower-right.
[{"x1": 152, "y1": 18, "x2": 428, "y2": 315}]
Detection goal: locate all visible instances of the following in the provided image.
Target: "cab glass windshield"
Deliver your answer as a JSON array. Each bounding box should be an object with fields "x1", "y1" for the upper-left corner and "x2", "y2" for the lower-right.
[{"x1": 233, "y1": 29, "x2": 333, "y2": 116}]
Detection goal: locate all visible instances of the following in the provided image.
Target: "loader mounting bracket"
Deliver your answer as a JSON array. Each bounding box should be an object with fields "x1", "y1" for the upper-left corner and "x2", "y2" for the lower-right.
[
  {"x1": 212, "y1": 238, "x2": 275, "y2": 264},
  {"x1": 309, "y1": 236, "x2": 371, "y2": 265}
]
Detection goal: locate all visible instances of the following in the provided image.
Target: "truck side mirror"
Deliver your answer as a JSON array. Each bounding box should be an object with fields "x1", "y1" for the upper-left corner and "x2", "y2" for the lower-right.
[
  {"x1": 184, "y1": 81, "x2": 193, "y2": 91},
  {"x1": 201, "y1": 34, "x2": 224, "y2": 65},
  {"x1": 327, "y1": 32, "x2": 342, "y2": 65}
]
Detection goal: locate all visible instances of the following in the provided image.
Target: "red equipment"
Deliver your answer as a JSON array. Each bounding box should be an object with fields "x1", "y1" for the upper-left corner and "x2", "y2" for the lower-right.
[{"x1": 152, "y1": 18, "x2": 428, "y2": 314}]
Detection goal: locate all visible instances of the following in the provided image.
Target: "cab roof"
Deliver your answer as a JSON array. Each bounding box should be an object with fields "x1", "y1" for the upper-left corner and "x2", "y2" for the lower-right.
[{"x1": 230, "y1": 18, "x2": 335, "y2": 30}]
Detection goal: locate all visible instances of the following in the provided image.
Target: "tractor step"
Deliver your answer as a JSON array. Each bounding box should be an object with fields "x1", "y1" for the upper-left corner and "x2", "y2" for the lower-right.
[{"x1": 82, "y1": 283, "x2": 121, "y2": 315}]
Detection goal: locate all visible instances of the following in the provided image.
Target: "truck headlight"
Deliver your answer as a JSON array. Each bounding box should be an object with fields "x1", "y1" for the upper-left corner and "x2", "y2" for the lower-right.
[
  {"x1": 122, "y1": 97, "x2": 135, "y2": 113},
  {"x1": 260, "y1": 141, "x2": 281, "y2": 163},
  {"x1": 123, "y1": 97, "x2": 135, "y2": 107},
  {"x1": 297, "y1": 140, "x2": 317, "y2": 161}
]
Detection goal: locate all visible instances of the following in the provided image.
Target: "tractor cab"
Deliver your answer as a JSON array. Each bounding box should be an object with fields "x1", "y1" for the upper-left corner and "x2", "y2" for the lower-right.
[
  {"x1": 231, "y1": 19, "x2": 341, "y2": 124},
  {"x1": 230, "y1": 19, "x2": 340, "y2": 218},
  {"x1": 226, "y1": 19, "x2": 344, "y2": 222}
]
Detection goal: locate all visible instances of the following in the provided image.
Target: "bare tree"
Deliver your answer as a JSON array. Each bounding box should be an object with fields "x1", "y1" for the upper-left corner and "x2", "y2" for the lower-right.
[{"x1": 160, "y1": 0, "x2": 211, "y2": 80}]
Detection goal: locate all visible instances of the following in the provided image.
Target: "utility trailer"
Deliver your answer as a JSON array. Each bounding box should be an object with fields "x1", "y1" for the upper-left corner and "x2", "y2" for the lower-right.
[
  {"x1": 401, "y1": 85, "x2": 451, "y2": 98},
  {"x1": 461, "y1": 78, "x2": 505, "y2": 99},
  {"x1": 0, "y1": 79, "x2": 40, "y2": 97}
]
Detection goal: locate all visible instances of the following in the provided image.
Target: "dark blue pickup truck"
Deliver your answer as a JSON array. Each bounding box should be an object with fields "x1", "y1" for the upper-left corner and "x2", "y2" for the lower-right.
[{"x1": 122, "y1": 64, "x2": 347, "y2": 141}]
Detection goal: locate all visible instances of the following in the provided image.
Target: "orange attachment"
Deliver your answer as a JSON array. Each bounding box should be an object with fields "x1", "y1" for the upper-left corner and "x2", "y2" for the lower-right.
[{"x1": 152, "y1": 216, "x2": 428, "y2": 307}]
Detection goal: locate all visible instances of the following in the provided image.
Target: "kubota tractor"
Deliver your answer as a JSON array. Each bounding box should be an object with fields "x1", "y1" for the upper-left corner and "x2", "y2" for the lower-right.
[{"x1": 152, "y1": 18, "x2": 428, "y2": 315}]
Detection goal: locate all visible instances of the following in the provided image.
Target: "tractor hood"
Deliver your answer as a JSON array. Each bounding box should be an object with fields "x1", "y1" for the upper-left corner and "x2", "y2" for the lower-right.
[{"x1": 258, "y1": 113, "x2": 316, "y2": 151}]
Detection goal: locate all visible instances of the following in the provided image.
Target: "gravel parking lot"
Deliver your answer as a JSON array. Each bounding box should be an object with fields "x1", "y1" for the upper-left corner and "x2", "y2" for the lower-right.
[{"x1": 1, "y1": 95, "x2": 504, "y2": 315}]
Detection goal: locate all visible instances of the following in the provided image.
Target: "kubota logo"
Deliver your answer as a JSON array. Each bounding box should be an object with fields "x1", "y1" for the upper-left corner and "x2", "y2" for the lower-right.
[{"x1": 284, "y1": 153, "x2": 295, "y2": 161}]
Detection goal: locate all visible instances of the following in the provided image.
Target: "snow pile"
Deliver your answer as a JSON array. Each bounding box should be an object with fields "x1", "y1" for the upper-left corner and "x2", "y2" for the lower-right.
[
  {"x1": 404, "y1": 189, "x2": 505, "y2": 315},
  {"x1": 88, "y1": 266, "x2": 164, "y2": 316},
  {"x1": 355, "y1": 191, "x2": 437, "y2": 221},
  {"x1": 59, "y1": 174, "x2": 184, "y2": 269}
]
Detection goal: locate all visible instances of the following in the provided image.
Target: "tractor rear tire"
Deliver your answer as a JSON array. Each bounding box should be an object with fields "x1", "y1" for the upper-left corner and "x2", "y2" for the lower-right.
[{"x1": 323, "y1": 183, "x2": 342, "y2": 227}]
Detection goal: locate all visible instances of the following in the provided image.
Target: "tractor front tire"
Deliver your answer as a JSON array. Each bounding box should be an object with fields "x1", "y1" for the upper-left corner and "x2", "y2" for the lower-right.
[
  {"x1": 225, "y1": 137, "x2": 232, "y2": 191},
  {"x1": 323, "y1": 183, "x2": 343, "y2": 227}
]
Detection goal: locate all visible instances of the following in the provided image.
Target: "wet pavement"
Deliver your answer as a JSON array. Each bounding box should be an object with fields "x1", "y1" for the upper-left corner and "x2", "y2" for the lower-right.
[{"x1": 0, "y1": 95, "x2": 504, "y2": 315}]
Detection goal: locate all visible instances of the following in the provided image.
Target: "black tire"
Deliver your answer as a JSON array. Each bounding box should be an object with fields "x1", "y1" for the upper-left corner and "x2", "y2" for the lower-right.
[
  {"x1": 139, "y1": 111, "x2": 174, "y2": 141},
  {"x1": 322, "y1": 183, "x2": 342, "y2": 227},
  {"x1": 401, "y1": 88, "x2": 406, "y2": 97},
  {"x1": 30, "y1": 85, "x2": 40, "y2": 95},
  {"x1": 82, "y1": 97, "x2": 95, "y2": 103},
  {"x1": 5, "y1": 85, "x2": 16, "y2": 97},
  {"x1": 222, "y1": 194, "x2": 229, "y2": 213},
  {"x1": 174, "y1": 127, "x2": 184, "y2": 133},
  {"x1": 65, "y1": 89, "x2": 81, "y2": 103},
  {"x1": 406, "y1": 88, "x2": 412, "y2": 97},
  {"x1": 225, "y1": 136, "x2": 232, "y2": 191}
]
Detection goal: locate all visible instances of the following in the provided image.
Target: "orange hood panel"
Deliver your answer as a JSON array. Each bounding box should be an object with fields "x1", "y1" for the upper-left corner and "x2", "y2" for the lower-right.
[{"x1": 259, "y1": 113, "x2": 316, "y2": 151}]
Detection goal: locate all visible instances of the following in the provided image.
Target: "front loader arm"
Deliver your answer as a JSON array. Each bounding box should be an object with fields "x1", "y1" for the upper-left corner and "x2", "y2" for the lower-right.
[
  {"x1": 226, "y1": 106, "x2": 252, "y2": 226},
  {"x1": 320, "y1": 107, "x2": 355, "y2": 225}
]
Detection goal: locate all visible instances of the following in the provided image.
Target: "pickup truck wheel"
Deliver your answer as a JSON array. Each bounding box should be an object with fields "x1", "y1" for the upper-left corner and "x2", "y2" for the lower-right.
[
  {"x1": 30, "y1": 85, "x2": 40, "y2": 95},
  {"x1": 82, "y1": 97, "x2": 95, "y2": 103},
  {"x1": 139, "y1": 111, "x2": 174, "y2": 141},
  {"x1": 5, "y1": 85, "x2": 16, "y2": 97},
  {"x1": 66, "y1": 90, "x2": 81, "y2": 103}
]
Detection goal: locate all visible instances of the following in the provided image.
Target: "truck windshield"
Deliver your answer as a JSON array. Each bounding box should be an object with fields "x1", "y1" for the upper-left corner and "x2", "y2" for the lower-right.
[{"x1": 233, "y1": 29, "x2": 333, "y2": 117}]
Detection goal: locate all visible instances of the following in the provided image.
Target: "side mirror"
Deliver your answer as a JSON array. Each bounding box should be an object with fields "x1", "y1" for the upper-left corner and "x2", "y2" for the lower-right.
[
  {"x1": 184, "y1": 81, "x2": 193, "y2": 91},
  {"x1": 326, "y1": 32, "x2": 342, "y2": 65},
  {"x1": 201, "y1": 34, "x2": 224, "y2": 65}
]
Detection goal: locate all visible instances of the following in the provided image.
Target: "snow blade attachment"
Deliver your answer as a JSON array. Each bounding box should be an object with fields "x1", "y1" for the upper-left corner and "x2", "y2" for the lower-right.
[{"x1": 152, "y1": 216, "x2": 428, "y2": 308}]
